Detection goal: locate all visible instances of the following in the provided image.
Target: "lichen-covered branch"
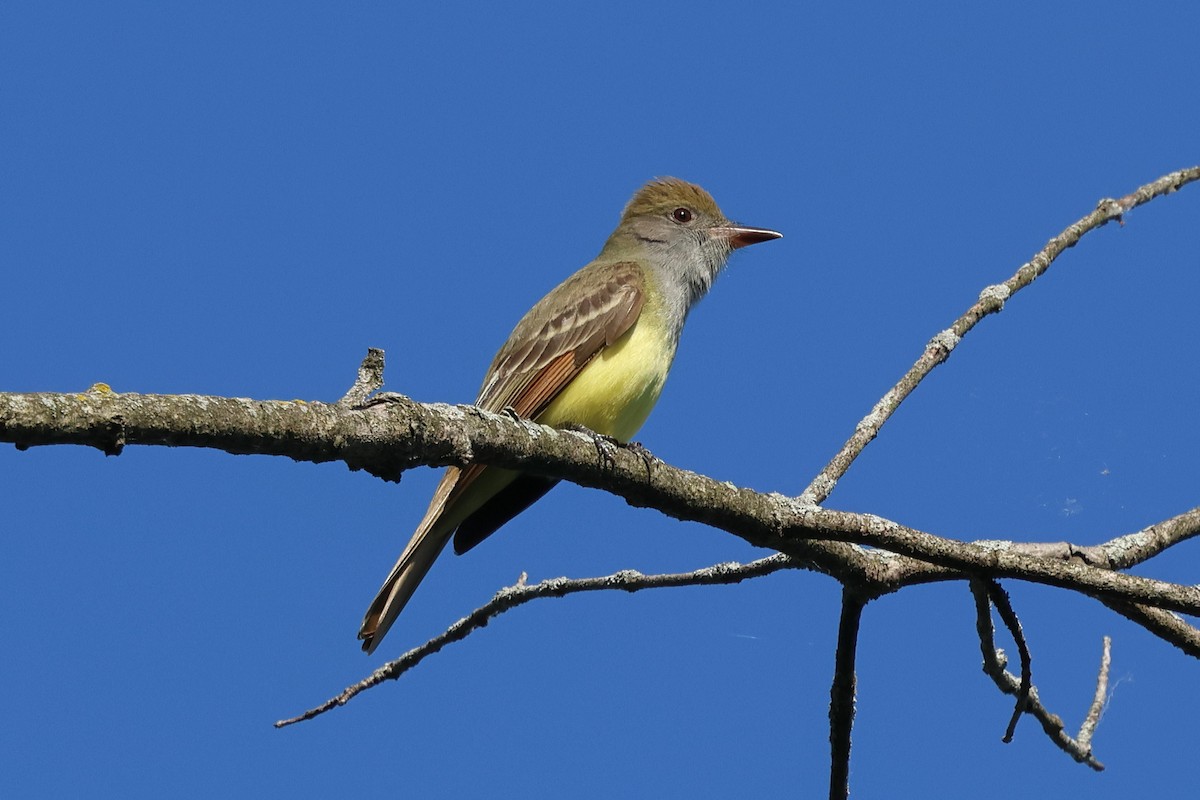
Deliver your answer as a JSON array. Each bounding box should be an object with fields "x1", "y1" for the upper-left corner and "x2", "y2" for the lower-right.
[
  {"x1": 3, "y1": 385, "x2": 1198, "y2": 618},
  {"x1": 4, "y1": 378, "x2": 1200, "y2": 620}
]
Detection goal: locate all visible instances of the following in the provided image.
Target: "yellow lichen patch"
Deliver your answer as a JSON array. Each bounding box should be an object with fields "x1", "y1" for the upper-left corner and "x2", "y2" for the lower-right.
[{"x1": 88, "y1": 383, "x2": 114, "y2": 394}]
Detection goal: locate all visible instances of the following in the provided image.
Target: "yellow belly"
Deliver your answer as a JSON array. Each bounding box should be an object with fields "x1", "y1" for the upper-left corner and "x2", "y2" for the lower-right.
[
  {"x1": 431, "y1": 300, "x2": 677, "y2": 537},
  {"x1": 535, "y1": 306, "x2": 676, "y2": 441}
]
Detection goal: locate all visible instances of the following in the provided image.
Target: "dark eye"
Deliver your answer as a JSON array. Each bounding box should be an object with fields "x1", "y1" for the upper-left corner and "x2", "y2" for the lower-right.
[{"x1": 672, "y1": 207, "x2": 693, "y2": 224}]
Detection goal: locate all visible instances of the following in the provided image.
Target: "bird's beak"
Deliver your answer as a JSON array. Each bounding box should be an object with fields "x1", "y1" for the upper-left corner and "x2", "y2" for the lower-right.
[{"x1": 712, "y1": 225, "x2": 784, "y2": 250}]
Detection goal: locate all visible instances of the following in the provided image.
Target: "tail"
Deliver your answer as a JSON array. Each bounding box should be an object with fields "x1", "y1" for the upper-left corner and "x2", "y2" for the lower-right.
[{"x1": 357, "y1": 468, "x2": 460, "y2": 654}]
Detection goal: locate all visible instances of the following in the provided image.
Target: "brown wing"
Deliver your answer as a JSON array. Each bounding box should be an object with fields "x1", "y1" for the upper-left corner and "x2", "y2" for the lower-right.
[
  {"x1": 444, "y1": 260, "x2": 645, "y2": 544},
  {"x1": 475, "y1": 260, "x2": 646, "y2": 415}
]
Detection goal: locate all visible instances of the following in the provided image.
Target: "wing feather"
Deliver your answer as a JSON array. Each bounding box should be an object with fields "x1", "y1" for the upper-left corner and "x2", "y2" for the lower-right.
[
  {"x1": 446, "y1": 261, "x2": 644, "y2": 507},
  {"x1": 476, "y1": 261, "x2": 645, "y2": 413}
]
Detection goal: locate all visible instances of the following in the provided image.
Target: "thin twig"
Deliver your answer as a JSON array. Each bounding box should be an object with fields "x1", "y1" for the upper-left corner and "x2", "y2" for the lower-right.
[
  {"x1": 276, "y1": 556, "x2": 795, "y2": 727},
  {"x1": 1077, "y1": 636, "x2": 1112, "y2": 751},
  {"x1": 984, "y1": 581, "x2": 1033, "y2": 742}
]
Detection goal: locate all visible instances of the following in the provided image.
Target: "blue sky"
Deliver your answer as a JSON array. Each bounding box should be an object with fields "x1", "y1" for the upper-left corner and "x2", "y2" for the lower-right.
[{"x1": 2, "y1": 2, "x2": 1198, "y2": 797}]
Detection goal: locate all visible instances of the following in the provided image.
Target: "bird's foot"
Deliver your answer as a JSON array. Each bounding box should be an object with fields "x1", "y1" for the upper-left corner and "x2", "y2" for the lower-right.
[
  {"x1": 355, "y1": 391, "x2": 408, "y2": 410},
  {"x1": 561, "y1": 425, "x2": 656, "y2": 482},
  {"x1": 624, "y1": 439, "x2": 657, "y2": 484},
  {"x1": 562, "y1": 423, "x2": 621, "y2": 472}
]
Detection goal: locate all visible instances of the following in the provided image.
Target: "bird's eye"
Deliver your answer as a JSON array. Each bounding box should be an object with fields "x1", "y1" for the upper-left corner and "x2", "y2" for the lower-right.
[{"x1": 672, "y1": 207, "x2": 694, "y2": 224}]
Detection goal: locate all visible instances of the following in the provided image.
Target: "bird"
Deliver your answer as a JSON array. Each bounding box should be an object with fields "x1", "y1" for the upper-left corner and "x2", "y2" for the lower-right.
[{"x1": 358, "y1": 177, "x2": 782, "y2": 653}]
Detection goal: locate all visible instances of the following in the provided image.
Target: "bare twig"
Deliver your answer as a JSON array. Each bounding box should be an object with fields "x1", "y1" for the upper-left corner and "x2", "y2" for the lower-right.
[
  {"x1": 969, "y1": 580, "x2": 1105, "y2": 770},
  {"x1": 983, "y1": 581, "x2": 1033, "y2": 743},
  {"x1": 276, "y1": 556, "x2": 796, "y2": 727},
  {"x1": 1077, "y1": 636, "x2": 1112, "y2": 752},
  {"x1": 801, "y1": 165, "x2": 1200, "y2": 505},
  {"x1": 339, "y1": 348, "x2": 386, "y2": 407}
]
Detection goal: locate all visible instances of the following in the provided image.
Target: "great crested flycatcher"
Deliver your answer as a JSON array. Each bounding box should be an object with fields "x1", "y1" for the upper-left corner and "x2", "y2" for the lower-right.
[{"x1": 358, "y1": 177, "x2": 781, "y2": 653}]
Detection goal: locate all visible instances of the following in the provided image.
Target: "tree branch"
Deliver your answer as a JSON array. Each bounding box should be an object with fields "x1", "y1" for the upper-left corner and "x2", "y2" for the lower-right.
[
  {"x1": 828, "y1": 589, "x2": 866, "y2": 800},
  {"x1": 4, "y1": 385, "x2": 1198, "y2": 617},
  {"x1": 1098, "y1": 600, "x2": 1200, "y2": 658}
]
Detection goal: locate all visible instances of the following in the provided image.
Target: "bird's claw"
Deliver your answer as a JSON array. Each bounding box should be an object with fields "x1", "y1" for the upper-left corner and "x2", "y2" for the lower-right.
[
  {"x1": 356, "y1": 391, "x2": 407, "y2": 410},
  {"x1": 624, "y1": 439, "x2": 657, "y2": 484},
  {"x1": 562, "y1": 423, "x2": 621, "y2": 472}
]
